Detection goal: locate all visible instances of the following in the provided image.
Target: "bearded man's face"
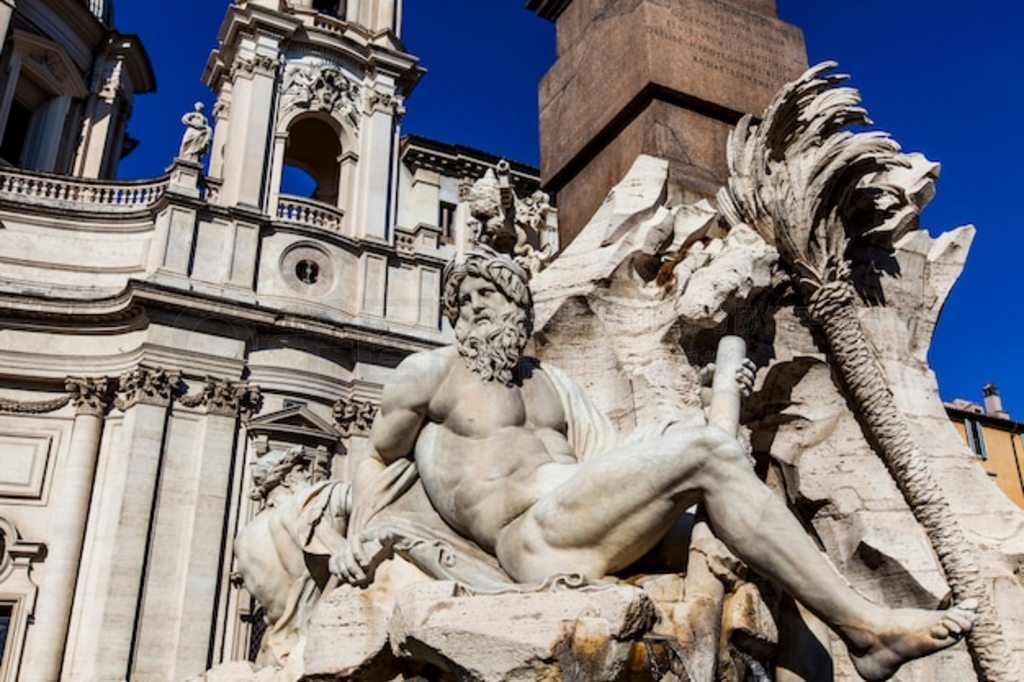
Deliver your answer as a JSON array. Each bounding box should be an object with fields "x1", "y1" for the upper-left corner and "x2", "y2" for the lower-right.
[{"x1": 454, "y1": 275, "x2": 530, "y2": 386}]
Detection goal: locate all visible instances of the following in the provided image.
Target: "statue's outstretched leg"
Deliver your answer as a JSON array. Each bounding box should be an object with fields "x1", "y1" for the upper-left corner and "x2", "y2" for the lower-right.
[{"x1": 499, "y1": 422, "x2": 975, "y2": 681}]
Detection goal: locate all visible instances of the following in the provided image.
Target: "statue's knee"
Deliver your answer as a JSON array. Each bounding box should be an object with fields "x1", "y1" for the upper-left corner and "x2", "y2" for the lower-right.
[{"x1": 697, "y1": 425, "x2": 746, "y2": 468}]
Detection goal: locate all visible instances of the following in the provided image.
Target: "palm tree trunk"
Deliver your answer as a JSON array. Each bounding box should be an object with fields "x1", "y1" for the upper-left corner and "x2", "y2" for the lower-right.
[{"x1": 808, "y1": 280, "x2": 1018, "y2": 682}]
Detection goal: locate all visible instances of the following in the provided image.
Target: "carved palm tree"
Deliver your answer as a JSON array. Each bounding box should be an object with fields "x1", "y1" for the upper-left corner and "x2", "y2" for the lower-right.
[{"x1": 717, "y1": 62, "x2": 1018, "y2": 681}]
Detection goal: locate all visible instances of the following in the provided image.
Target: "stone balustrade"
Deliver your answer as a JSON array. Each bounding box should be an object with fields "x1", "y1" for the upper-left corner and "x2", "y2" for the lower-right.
[
  {"x1": 0, "y1": 168, "x2": 169, "y2": 213},
  {"x1": 276, "y1": 195, "x2": 347, "y2": 234},
  {"x1": 309, "y1": 12, "x2": 347, "y2": 37}
]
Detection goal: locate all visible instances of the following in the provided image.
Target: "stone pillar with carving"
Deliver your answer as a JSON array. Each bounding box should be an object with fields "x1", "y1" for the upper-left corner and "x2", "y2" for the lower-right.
[
  {"x1": 62, "y1": 367, "x2": 178, "y2": 680},
  {"x1": 217, "y1": 33, "x2": 282, "y2": 209},
  {"x1": 74, "y1": 52, "x2": 126, "y2": 178},
  {"x1": 21, "y1": 377, "x2": 114, "y2": 682},
  {"x1": 352, "y1": 84, "x2": 405, "y2": 241},
  {"x1": 132, "y1": 378, "x2": 261, "y2": 679}
]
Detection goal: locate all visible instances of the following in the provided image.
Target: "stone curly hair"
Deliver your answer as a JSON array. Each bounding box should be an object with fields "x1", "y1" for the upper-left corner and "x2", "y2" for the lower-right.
[
  {"x1": 442, "y1": 252, "x2": 534, "y2": 336},
  {"x1": 249, "y1": 446, "x2": 330, "y2": 502}
]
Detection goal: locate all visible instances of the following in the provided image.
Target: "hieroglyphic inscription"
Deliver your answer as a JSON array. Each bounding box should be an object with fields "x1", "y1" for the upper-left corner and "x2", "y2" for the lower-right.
[{"x1": 647, "y1": 0, "x2": 803, "y2": 97}]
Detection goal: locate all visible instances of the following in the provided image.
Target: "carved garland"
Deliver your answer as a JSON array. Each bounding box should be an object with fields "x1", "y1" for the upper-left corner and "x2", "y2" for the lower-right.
[{"x1": 0, "y1": 394, "x2": 71, "y2": 414}]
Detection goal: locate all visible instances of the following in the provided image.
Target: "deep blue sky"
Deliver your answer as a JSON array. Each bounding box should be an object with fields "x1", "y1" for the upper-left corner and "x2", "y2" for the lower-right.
[{"x1": 114, "y1": 1, "x2": 1023, "y2": 416}]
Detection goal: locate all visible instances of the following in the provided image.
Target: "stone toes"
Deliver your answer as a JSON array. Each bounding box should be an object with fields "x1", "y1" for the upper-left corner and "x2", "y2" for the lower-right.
[{"x1": 931, "y1": 625, "x2": 950, "y2": 640}]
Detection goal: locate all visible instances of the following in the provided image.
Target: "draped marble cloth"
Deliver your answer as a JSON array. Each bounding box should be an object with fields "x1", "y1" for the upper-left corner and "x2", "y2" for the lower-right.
[{"x1": 339, "y1": 362, "x2": 677, "y2": 593}]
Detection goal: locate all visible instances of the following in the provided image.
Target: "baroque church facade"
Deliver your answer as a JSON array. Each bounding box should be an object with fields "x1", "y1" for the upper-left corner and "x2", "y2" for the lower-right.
[{"x1": 0, "y1": 1, "x2": 555, "y2": 679}]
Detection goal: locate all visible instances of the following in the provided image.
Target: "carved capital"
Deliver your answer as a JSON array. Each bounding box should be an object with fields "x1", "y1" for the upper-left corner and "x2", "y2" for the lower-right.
[
  {"x1": 180, "y1": 378, "x2": 263, "y2": 419},
  {"x1": 65, "y1": 377, "x2": 115, "y2": 417},
  {"x1": 365, "y1": 89, "x2": 405, "y2": 119},
  {"x1": 116, "y1": 367, "x2": 181, "y2": 410},
  {"x1": 231, "y1": 54, "x2": 278, "y2": 80},
  {"x1": 332, "y1": 398, "x2": 378, "y2": 437}
]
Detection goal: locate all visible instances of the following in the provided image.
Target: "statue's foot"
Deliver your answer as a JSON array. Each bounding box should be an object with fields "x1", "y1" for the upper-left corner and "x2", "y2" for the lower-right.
[{"x1": 847, "y1": 600, "x2": 977, "y2": 681}]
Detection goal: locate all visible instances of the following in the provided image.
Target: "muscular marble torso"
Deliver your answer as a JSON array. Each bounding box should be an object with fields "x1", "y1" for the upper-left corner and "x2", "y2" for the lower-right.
[{"x1": 413, "y1": 348, "x2": 576, "y2": 552}]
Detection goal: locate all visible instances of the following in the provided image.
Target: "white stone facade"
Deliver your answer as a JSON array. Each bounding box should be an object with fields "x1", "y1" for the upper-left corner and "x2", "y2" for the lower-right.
[{"x1": 0, "y1": 1, "x2": 555, "y2": 679}]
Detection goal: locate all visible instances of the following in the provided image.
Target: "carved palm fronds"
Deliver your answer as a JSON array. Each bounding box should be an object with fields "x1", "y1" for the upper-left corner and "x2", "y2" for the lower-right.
[{"x1": 718, "y1": 62, "x2": 1019, "y2": 681}]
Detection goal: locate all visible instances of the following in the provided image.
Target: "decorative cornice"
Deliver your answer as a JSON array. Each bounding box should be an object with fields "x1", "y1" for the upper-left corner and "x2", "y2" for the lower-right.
[
  {"x1": 116, "y1": 367, "x2": 181, "y2": 410},
  {"x1": 65, "y1": 377, "x2": 116, "y2": 416},
  {"x1": 331, "y1": 398, "x2": 377, "y2": 437}
]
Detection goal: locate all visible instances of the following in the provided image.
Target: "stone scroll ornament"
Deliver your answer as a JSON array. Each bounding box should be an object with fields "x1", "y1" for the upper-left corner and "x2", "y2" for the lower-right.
[{"x1": 717, "y1": 61, "x2": 1019, "y2": 681}]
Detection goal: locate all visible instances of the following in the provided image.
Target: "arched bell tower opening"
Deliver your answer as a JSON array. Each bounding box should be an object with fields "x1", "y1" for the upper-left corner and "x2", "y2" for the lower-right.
[{"x1": 280, "y1": 115, "x2": 343, "y2": 205}]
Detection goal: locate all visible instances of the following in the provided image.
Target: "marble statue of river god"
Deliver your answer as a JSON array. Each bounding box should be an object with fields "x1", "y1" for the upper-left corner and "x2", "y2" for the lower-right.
[{"x1": 332, "y1": 241, "x2": 976, "y2": 682}]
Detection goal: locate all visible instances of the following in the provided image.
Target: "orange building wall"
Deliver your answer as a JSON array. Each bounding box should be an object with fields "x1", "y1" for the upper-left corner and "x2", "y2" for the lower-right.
[{"x1": 952, "y1": 419, "x2": 1024, "y2": 509}]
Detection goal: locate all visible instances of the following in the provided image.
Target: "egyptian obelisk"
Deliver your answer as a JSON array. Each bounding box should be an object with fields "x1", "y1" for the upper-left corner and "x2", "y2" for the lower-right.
[{"x1": 528, "y1": 0, "x2": 807, "y2": 244}]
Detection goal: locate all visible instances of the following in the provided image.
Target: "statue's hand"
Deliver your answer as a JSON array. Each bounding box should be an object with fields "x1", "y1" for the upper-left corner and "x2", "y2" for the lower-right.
[
  {"x1": 699, "y1": 363, "x2": 716, "y2": 409},
  {"x1": 330, "y1": 527, "x2": 394, "y2": 587},
  {"x1": 737, "y1": 358, "x2": 755, "y2": 398},
  {"x1": 699, "y1": 359, "x2": 756, "y2": 408}
]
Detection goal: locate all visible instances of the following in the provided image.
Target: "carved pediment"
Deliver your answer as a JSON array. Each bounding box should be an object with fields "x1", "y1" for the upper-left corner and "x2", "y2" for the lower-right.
[
  {"x1": 248, "y1": 404, "x2": 341, "y2": 447},
  {"x1": 11, "y1": 30, "x2": 89, "y2": 99}
]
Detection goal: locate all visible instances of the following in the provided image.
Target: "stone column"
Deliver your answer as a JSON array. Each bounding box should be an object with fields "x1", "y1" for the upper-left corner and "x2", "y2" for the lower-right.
[
  {"x1": 220, "y1": 42, "x2": 280, "y2": 210},
  {"x1": 21, "y1": 377, "x2": 113, "y2": 682},
  {"x1": 266, "y1": 132, "x2": 288, "y2": 217},
  {"x1": 207, "y1": 88, "x2": 232, "y2": 181},
  {"x1": 35, "y1": 95, "x2": 72, "y2": 172},
  {"x1": 63, "y1": 367, "x2": 178, "y2": 680},
  {"x1": 352, "y1": 86, "x2": 400, "y2": 241},
  {"x1": 0, "y1": 49, "x2": 21, "y2": 134},
  {"x1": 74, "y1": 55, "x2": 123, "y2": 178},
  {"x1": 132, "y1": 380, "x2": 261, "y2": 679}
]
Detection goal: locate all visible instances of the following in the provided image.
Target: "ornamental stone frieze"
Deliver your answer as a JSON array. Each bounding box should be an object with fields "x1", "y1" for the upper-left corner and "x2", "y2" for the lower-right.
[
  {"x1": 180, "y1": 378, "x2": 263, "y2": 419},
  {"x1": 116, "y1": 367, "x2": 181, "y2": 410},
  {"x1": 283, "y1": 63, "x2": 361, "y2": 130},
  {"x1": 331, "y1": 398, "x2": 377, "y2": 436}
]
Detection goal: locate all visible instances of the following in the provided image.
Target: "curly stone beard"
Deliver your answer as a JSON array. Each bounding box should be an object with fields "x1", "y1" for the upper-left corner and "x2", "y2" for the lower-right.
[{"x1": 454, "y1": 304, "x2": 530, "y2": 387}]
